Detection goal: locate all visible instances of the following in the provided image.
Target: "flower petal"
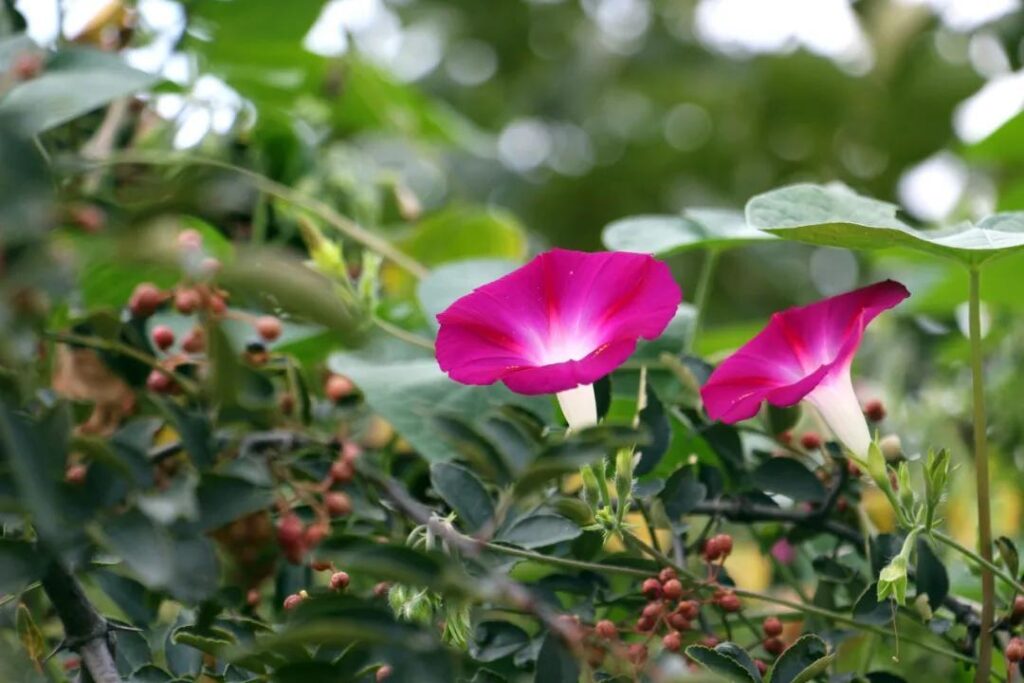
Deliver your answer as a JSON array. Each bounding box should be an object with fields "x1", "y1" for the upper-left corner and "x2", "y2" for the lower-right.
[
  {"x1": 700, "y1": 280, "x2": 909, "y2": 423},
  {"x1": 436, "y1": 249, "x2": 681, "y2": 394}
]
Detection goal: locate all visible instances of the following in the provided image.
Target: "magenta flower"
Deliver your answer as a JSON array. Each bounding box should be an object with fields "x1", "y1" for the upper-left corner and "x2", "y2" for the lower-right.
[
  {"x1": 436, "y1": 248, "x2": 681, "y2": 428},
  {"x1": 771, "y1": 538, "x2": 796, "y2": 565},
  {"x1": 700, "y1": 280, "x2": 909, "y2": 460}
]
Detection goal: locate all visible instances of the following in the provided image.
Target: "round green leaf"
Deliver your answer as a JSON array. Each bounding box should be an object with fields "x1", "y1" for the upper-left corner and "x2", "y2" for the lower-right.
[
  {"x1": 685, "y1": 643, "x2": 760, "y2": 682},
  {"x1": 602, "y1": 208, "x2": 771, "y2": 256},
  {"x1": 766, "y1": 634, "x2": 833, "y2": 683}
]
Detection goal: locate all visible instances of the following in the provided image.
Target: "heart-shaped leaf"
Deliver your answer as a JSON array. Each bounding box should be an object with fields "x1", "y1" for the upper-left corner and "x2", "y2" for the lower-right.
[
  {"x1": 430, "y1": 462, "x2": 495, "y2": 532},
  {"x1": 766, "y1": 634, "x2": 833, "y2": 683},
  {"x1": 747, "y1": 183, "x2": 1024, "y2": 266},
  {"x1": 603, "y1": 208, "x2": 771, "y2": 256}
]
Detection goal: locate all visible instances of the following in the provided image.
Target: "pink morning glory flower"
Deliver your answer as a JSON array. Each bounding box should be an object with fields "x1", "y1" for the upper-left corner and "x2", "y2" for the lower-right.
[
  {"x1": 436, "y1": 248, "x2": 681, "y2": 429},
  {"x1": 700, "y1": 280, "x2": 909, "y2": 460}
]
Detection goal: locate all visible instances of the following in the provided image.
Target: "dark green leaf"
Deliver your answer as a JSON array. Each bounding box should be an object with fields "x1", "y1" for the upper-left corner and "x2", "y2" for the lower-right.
[
  {"x1": 471, "y1": 621, "x2": 530, "y2": 663},
  {"x1": 635, "y1": 386, "x2": 670, "y2": 476},
  {"x1": 660, "y1": 466, "x2": 707, "y2": 519},
  {"x1": 430, "y1": 462, "x2": 494, "y2": 533},
  {"x1": 996, "y1": 536, "x2": 1019, "y2": 581},
  {"x1": 534, "y1": 633, "x2": 579, "y2": 683},
  {"x1": 751, "y1": 458, "x2": 825, "y2": 503},
  {"x1": 497, "y1": 514, "x2": 581, "y2": 549},
  {"x1": 0, "y1": 539, "x2": 43, "y2": 594},
  {"x1": 852, "y1": 583, "x2": 893, "y2": 625},
  {"x1": 915, "y1": 538, "x2": 949, "y2": 610},
  {"x1": 685, "y1": 643, "x2": 759, "y2": 682}
]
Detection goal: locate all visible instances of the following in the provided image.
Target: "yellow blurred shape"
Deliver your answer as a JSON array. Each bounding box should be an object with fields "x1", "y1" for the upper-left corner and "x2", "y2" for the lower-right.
[
  {"x1": 723, "y1": 541, "x2": 772, "y2": 592},
  {"x1": 604, "y1": 512, "x2": 672, "y2": 553},
  {"x1": 862, "y1": 487, "x2": 896, "y2": 533}
]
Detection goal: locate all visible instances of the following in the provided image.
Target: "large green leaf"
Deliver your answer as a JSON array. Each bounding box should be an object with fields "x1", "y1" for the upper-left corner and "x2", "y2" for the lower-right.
[
  {"x1": 496, "y1": 513, "x2": 580, "y2": 549},
  {"x1": 602, "y1": 208, "x2": 771, "y2": 255},
  {"x1": 0, "y1": 38, "x2": 158, "y2": 134},
  {"x1": 534, "y1": 633, "x2": 580, "y2": 683},
  {"x1": 0, "y1": 540, "x2": 44, "y2": 594},
  {"x1": 750, "y1": 457, "x2": 825, "y2": 503},
  {"x1": 685, "y1": 643, "x2": 760, "y2": 682},
  {"x1": 746, "y1": 183, "x2": 1024, "y2": 266},
  {"x1": 328, "y1": 336, "x2": 551, "y2": 462}
]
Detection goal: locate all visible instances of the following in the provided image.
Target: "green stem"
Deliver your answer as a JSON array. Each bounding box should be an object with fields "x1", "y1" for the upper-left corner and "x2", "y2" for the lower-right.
[
  {"x1": 590, "y1": 463, "x2": 612, "y2": 511},
  {"x1": 969, "y1": 267, "x2": 995, "y2": 683},
  {"x1": 932, "y1": 530, "x2": 1023, "y2": 594},
  {"x1": 483, "y1": 542, "x2": 649, "y2": 578},
  {"x1": 372, "y1": 318, "x2": 435, "y2": 351},
  {"x1": 687, "y1": 248, "x2": 719, "y2": 353}
]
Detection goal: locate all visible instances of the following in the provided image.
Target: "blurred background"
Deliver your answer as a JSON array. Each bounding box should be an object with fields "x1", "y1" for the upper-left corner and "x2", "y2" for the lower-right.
[{"x1": 10, "y1": 0, "x2": 1024, "y2": 549}]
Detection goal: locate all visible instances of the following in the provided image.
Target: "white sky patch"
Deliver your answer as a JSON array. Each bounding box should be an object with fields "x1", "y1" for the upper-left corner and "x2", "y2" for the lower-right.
[
  {"x1": 694, "y1": 0, "x2": 872, "y2": 72},
  {"x1": 954, "y1": 70, "x2": 1024, "y2": 143},
  {"x1": 897, "y1": 152, "x2": 969, "y2": 222}
]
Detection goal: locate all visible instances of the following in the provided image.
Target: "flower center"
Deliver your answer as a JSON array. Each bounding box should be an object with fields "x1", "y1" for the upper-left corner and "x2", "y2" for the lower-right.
[{"x1": 534, "y1": 333, "x2": 599, "y2": 365}]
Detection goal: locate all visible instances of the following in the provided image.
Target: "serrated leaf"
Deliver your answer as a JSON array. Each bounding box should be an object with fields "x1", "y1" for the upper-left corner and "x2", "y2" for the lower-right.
[
  {"x1": 766, "y1": 634, "x2": 832, "y2": 683},
  {"x1": 685, "y1": 643, "x2": 760, "y2": 682}
]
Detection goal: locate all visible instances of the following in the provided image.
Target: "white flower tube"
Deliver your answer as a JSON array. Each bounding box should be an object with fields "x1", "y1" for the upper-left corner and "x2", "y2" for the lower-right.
[{"x1": 556, "y1": 383, "x2": 598, "y2": 432}]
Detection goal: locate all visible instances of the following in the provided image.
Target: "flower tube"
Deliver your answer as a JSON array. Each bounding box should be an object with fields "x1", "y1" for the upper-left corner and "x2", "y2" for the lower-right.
[
  {"x1": 700, "y1": 280, "x2": 910, "y2": 461},
  {"x1": 435, "y1": 248, "x2": 682, "y2": 430}
]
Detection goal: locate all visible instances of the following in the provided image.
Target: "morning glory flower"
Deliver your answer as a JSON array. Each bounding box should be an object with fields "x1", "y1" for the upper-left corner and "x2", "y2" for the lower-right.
[
  {"x1": 436, "y1": 248, "x2": 681, "y2": 430},
  {"x1": 700, "y1": 280, "x2": 910, "y2": 461}
]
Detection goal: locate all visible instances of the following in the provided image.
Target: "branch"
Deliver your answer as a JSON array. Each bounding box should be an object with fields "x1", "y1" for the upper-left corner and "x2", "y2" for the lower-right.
[{"x1": 40, "y1": 561, "x2": 122, "y2": 683}]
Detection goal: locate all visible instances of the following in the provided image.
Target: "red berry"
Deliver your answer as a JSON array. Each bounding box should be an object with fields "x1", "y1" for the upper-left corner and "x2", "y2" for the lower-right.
[
  {"x1": 627, "y1": 643, "x2": 648, "y2": 666},
  {"x1": 208, "y1": 294, "x2": 227, "y2": 314},
  {"x1": 326, "y1": 374, "x2": 354, "y2": 402},
  {"x1": 246, "y1": 589, "x2": 260, "y2": 606},
  {"x1": 129, "y1": 283, "x2": 162, "y2": 318},
  {"x1": 200, "y1": 257, "x2": 221, "y2": 276},
  {"x1": 763, "y1": 616, "x2": 783, "y2": 637},
  {"x1": 12, "y1": 52, "x2": 43, "y2": 80},
  {"x1": 800, "y1": 432, "x2": 822, "y2": 450},
  {"x1": 325, "y1": 491, "x2": 352, "y2": 517},
  {"x1": 330, "y1": 571, "x2": 350, "y2": 591},
  {"x1": 703, "y1": 537, "x2": 722, "y2": 561},
  {"x1": 641, "y1": 602, "x2": 663, "y2": 620},
  {"x1": 282, "y1": 593, "x2": 304, "y2": 611},
  {"x1": 152, "y1": 325, "x2": 175, "y2": 350},
  {"x1": 755, "y1": 660, "x2": 768, "y2": 675},
  {"x1": 667, "y1": 613, "x2": 690, "y2": 630},
  {"x1": 376, "y1": 665, "x2": 392, "y2": 681},
  {"x1": 641, "y1": 578, "x2": 662, "y2": 600},
  {"x1": 175, "y1": 288, "x2": 201, "y2": 314},
  {"x1": 330, "y1": 459, "x2": 355, "y2": 484},
  {"x1": 373, "y1": 582, "x2": 391, "y2": 598},
  {"x1": 700, "y1": 636, "x2": 719, "y2": 648},
  {"x1": 662, "y1": 579, "x2": 683, "y2": 600},
  {"x1": 277, "y1": 514, "x2": 304, "y2": 547},
  {"x1": 69, "y1": 204, "x2": 105, "y2": 232},
  {"x1": 65, "y1": 463, "x2": 87, "y2": 485},
  {"x1": 146, "y1": 369, "x2": 174, "y2": 394},
  {"x1": 177, "y1": 229, "x2": 202, "y2": 250},
  {"x1": 658, "y1": 567, "x2": 677, "y2": 583},
  {"x1": 864, "y1": 399, "x2": 886, "y2": 422},
  {"x1": 342, "y1": 441, "x2": 363, "y2": 462},
  {"x1": 181, "y1": 327, "x2": 205, "y2": 353},
  {"x1": 712, "y1": 533, "x2": 733, "y2": 558},
  {"x1": 678, "y1": 600, "x2": 700, "y2": 620},
  {"x1": 63, "y1": 657, "x2": 80, "y2": 671},
  {"x1": 311, "y1": 560, "x2": 332, "y2": 572},
  {"x1": 1013, "y1": 596, "x2": 1024, "y2": 623},
  {"x1": 662, "y1": 631, "x2": 682, "y2": 652},
  {"x1": 763, "y1": 637, "x2": 785, "y2": 656},
  {"x1": 1008, "y1": 638, "x2": 1024, "y2": 663},
  {"x1": 595, "y1": 619, "x2": 617, "y2": 640},
  {"x1": 778, "y1": 430, "x2": 792, "y2": 445},
  {"x1": 846, "y1": 460, "x2": 862, "y2": 477},
  {"x1": 304, "y1": 523, "x2": 329, "y2": 547},
  {"x1": 635, "y1": 616, "x2": 655, "y2": 632},
  {"x1": 279, "y1": 393, "x2": 295, "y2": 415},
  {"x1": 719, "y1": 593, "x2": 741, "y2": 613},
  {"x1": 255, "y1": 315, "x2": 282, "y2": 342}
]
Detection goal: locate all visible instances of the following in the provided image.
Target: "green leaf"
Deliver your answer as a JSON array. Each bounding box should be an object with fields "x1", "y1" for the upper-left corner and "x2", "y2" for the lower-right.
[
  {"x1": 99, "y1": 509, "x2": 176, "y2": 589},
  {"x1": 685, "y1": 643, "x2": 760, "y2": 682},
  {"x1": 497, "y1": 514, "x2": 581, "y2": 549},
  {"x1": 416, "y1": 259, "x2": 519, "y2": 330},
  {"x1": 747, "y1": 183, "x2": 1024, "y2": 266},
  {"x1": 534, "y1": 633, "x2": 580, "y2": 683},
  {"x1": 329, "y1": 336, "x2": 552, "y2": 462},
  {"x1": 852, "y1": 583, "x2": 893, "y2": 625},
  {"x1": 660, "y1": 466, "x2": 707, "y2": 519},
  {"x1": 429, "y1": 462, "x2": 495, "y2": 533},
  {"x1": 0, "y1": 540, "x2": 44, "y2": 594},
  {"x1": 915, "y1": 538, "x2": 949, "y2": 610},
  {"x1": 471, "y1": 621, "x2": 530, "y2": 663},
  {"x1": 196, "y1": 473, "x2": 273, "y2": 532},
  {"x1": 0, "y1": 40, "x2": 159, "y2": 134},
  {"x1": 766, "y1": 634, "x2": 833, "y2": 683},
  {"x1": 751, "y1": 457, "x2": 825, "y2": 503},
  {"x1": 603, "y1": 208, "x2": 771, "y2": 255},
  {"x1": 172, "y1": 625, "x2": 236, "y2": 657},
  {"x1": 996, "y1": 535, "x2": 1020, "y2": 582},
  {"x1": 15, "y1": 604, "x2": 44, "y2": 666}
]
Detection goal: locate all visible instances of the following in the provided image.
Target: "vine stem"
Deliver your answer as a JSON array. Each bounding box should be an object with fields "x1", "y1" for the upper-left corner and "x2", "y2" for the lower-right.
[
  {"x1": 76, "y1": 153, "x2": 430, "y2": 279},
  {"x1": 969, "y1": 266, "x2": 995, "y2": 683},
  {"x1": 686, "y1": 248, "x2": 719, "y2": 353},
  {"x1": 932, "y1": 530, "x2": 1023, "y2": 594}
]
